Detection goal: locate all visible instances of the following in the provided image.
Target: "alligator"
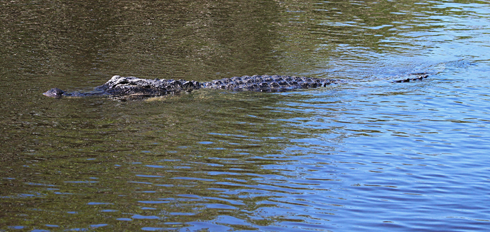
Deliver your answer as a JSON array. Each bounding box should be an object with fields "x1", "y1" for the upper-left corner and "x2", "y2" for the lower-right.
[{"x1": 43, "y1": 73, "x2": 429, "y2": 99}]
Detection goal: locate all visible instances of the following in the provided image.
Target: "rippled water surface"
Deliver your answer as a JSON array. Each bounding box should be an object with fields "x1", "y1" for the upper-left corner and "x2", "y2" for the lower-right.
[{"x1": 1, "y1": 0, "x2": 490, "y2": 231}]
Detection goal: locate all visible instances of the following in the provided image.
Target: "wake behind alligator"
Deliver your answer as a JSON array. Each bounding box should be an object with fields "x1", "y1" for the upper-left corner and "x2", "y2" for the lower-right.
[{"x1": 43, "y1": 73, "x2": 429, "y2": 99}]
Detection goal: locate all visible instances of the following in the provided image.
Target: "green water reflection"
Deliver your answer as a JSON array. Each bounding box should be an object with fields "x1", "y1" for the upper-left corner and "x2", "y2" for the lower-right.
[{"x1": 1, "y1": 0, "x2": 489, "y2": 231}]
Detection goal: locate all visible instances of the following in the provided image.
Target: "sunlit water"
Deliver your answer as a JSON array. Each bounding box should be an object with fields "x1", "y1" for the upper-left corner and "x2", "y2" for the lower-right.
[{"x1": 1, "y1": 1, "x2": 490, "y2": 231}]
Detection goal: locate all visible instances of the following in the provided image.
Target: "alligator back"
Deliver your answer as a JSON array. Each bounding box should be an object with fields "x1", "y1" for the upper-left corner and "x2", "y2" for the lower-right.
[{"x1": 201, "y1": 75, "x2": 341, "y2": 92}]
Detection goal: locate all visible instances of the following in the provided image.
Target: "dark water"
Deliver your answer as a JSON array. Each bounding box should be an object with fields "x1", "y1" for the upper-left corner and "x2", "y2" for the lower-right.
[{"x1": 1, "y1": 0, "x2": 490, "y2": 231}]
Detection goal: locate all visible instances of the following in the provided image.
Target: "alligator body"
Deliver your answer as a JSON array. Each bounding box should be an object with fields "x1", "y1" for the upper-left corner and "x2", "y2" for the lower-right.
[
  {"x1": 201, "y1": 75, "x2": 343, "y2": 92},
  {"x1": 43, "y1": 74, "x2": 429, "y2": 99}
]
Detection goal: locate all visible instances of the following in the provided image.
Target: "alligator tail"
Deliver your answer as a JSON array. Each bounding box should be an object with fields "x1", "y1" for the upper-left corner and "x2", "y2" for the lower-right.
[{"x1": 392, "y1": 73, "x2": 430, "y2": 83}]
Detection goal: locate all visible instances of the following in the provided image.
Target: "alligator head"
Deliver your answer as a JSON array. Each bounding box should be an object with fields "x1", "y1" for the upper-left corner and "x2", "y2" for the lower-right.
[{"x1": 43, "y1": 88, "x2": 65, "y2": 99}]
